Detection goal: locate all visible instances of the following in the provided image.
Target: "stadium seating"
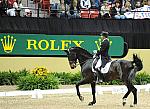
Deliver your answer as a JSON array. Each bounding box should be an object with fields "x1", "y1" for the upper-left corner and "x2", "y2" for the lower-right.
[
  {"x1": 90, "y1": 9, "x2": 99, "y2": 18},
  {"x1": 80, "y1": 9, "x2": 90, "y2": 18},
  {"x1": 80, "y1": 9, "x2": 99, "y2": 18}
]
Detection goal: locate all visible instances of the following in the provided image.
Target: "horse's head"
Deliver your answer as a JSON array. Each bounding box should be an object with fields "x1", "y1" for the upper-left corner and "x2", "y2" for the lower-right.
[
  {"x1": 64, "y1": 47, "x2": 93, "y2": 69},
  {"x1": 64, "y1": 49, "x2": 77, "y2": 69},
  {"x1": 133, "y1": 54, "x2": 143, "y2": 71}
]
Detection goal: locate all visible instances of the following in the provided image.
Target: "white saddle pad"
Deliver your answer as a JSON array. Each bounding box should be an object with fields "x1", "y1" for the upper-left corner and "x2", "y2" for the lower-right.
[
  {"x1": 101, "y1": 61, "x2": 112, "y2": 74},
  {"x1": 92, "y1": 56, "x2": 112, "y2": 74}
]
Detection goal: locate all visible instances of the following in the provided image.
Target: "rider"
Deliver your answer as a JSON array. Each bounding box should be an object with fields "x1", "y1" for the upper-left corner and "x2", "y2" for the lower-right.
[{"x1": 95, "y1": 31, "x2": 111, "y2": 82}]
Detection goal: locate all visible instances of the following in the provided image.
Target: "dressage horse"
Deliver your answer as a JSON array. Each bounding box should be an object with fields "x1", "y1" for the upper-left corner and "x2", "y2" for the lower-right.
[{"x1": 64, "y1": 47, "x2": 143, "y2": 106}]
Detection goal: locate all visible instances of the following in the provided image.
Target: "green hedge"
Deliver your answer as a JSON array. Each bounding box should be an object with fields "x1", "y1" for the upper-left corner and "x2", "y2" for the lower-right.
[
  {"x1": 134, "y1": 72, "x2": 150, "y2": 85},
  {"x1": 0, "y1": 69, "x2": 28, "y2": 85},
  {"x1": 0, "y1": 70, "x2": 150, "y2": 90},
  {"x1": 51, "y1": 72, "x2": 81, "y2": 85},
  {"x1": 17, "y1": 74, "x2": 59, "y2": 90}
]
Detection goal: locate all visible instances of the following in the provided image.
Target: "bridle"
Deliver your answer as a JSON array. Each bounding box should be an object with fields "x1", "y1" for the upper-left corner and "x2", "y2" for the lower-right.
[
  {"x1": 68, "y1": 49, "x2": 93, "y2": 67},
  {"x1": 70, "y1": 57, "x2": 93, "y2": 67}
]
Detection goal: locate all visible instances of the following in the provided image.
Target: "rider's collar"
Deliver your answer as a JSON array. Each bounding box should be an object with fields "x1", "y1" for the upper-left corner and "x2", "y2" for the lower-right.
[{"x1": 103, "y1": 38, "x2": 108, "y2": 42}]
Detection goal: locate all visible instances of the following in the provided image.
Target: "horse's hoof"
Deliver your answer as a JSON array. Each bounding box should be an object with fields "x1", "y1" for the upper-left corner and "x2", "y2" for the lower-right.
[
  {"x1": 130, "y1": 104, "x2": 137, "y2": 107},
  {"x1": 122, "y1": 98, "x2": 127, "y2": 106},
  {"x1": 88, "y1": 101, "x2": 96, "y2": 106},
  {"x1": 123, "y1": 102, "x2": 126, "y2": 106},
  {"x1": 79, "y1": 96, "x2": 84, "y2": 101},
  {"x1": 88, "y1": 102, "x2": 93, "y2": 106}
]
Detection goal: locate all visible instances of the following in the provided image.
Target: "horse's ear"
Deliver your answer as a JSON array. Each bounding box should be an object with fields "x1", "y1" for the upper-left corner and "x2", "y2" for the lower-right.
[
  {"x1": 136, "y1": 54, "x2": 138, "y2": 57},
  {"x1": 64, "y1": 50, "x2": 69, "y2": 55},
  {"x1": 133, "y1": 54, "x2": 136, "y2": 58}
]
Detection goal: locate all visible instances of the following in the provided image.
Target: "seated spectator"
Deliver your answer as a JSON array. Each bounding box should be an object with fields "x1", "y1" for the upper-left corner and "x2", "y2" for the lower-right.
[
  {"x1": 7, "y1": 0, "x2": 19, "y2": 16},
  {"x1": 69, "y1": 0, "x2": 80, "y2": 18},
  {"x1": 110, "y1": 0, "x2": 126, "y2": 19},
  {"x1": 91, "y1": 0, "x2": 100, "y2": 9},
  {"x1": 71, "y1": 0, "x2": 78, "y2": 10},
  {"x1": 101, "y1": 1, "x2": 111, "y2": 18},
  {"x1": 59, "y1": 0, "x2": 71, "y2": 18},
  {"x1": 122, "y1": 0, "x2": 132, "y2": 12},
  {"x1": 0, "y1": 0, "x2": 7, "y2": 16},
  {"x1": 7, "y1": 0, "x2": 14, "y2": 9},
  {"x1": 148, "y1": 0, "x2": 150, "y2": 6},
  {"x1": 51, "y1": 0, "x2": 60, "y2": 10},
  {"x1": 135, "y1": 1, "x2": 142, "y2": 8},
  {"x1": 64, "y1": 0, "x2": 71, "y2": 11},
  {"x1": 24, "y1": 9, "x2": 32, "y2": 17},
  {"x1": 142, "y1": 0, "x2": 148, "y2": 6},
  {"x1": 50, "y1": 0, "x2": 60, "y2": 17}
]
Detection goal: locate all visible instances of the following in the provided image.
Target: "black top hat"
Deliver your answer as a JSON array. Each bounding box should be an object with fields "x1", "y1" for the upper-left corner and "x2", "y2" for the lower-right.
[{"x1": 100, "y1": 31, "x2": 109, "y2": 38}]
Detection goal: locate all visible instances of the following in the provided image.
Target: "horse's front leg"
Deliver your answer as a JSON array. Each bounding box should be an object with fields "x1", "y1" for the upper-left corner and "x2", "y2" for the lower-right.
[
  {"x1": 123, "y1": 81, "x2": 137, "y2": 107},
  {"x1": 88, "y1": 82, "x2": 96, "y2": 106},
  {"x1": 76, "y1": 78, "x2": 89, "y2": 101}
]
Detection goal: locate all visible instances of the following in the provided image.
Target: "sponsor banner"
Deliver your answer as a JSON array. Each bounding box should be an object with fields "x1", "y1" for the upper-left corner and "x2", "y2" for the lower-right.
[
  {"x1": 124, "y1": 6, "x2": 150, "y2": 19},
  {"x1": 0, "y1": 34, "x2": 124, "y2": 56}
]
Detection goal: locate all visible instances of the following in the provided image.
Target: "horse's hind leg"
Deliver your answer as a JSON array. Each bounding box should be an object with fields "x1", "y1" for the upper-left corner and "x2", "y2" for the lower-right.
[
  {"x1": 76, "y1": 78, "x2": 89, "y2": 101},
  {"x1": 88, "y1": 82, "x2": 96, "y2": 106}
]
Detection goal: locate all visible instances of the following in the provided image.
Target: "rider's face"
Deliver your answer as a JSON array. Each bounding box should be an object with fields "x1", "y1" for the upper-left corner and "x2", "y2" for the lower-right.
[{"x1": 101, "y1": 36, "x2": 105, "y2": 41}]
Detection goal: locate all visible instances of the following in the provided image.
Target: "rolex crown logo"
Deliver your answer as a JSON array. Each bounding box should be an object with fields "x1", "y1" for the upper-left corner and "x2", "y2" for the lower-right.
[{"x1": 1, "y1": 35, "x2": 16, "y2": 53}]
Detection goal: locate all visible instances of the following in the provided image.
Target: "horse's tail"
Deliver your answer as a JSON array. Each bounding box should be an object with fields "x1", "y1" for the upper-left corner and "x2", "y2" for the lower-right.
[{"x1": 132, "y1": 54, "x2": 143, "y2": 71}]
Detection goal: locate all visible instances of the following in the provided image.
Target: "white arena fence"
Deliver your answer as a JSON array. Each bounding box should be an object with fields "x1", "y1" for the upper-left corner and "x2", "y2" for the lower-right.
[{"x1": 0, "y1": 84, "x2": 150, "y2": 99}]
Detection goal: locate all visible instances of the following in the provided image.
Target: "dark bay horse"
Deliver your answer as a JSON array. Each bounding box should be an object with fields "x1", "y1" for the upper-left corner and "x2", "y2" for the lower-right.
[{"x1": 64, "y1": 47, "x2": 143, "y2": 106}]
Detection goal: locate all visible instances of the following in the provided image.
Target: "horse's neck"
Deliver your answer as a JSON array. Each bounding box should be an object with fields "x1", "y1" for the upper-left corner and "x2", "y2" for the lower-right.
[
  {"x1": 77, "y1": 53, "x2": 91, "y2": 67},
  {"x1": 73, "y1": 47, "x2": 92, "y2": 66}
]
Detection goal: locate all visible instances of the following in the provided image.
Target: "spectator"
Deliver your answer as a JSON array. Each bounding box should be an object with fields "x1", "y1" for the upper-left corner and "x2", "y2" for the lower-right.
[
  {"x1": 69, "y1": 0, "x2": 80, "y2": 18},
  {"x1": 91, "y1": 0, "x2": 100, "y2": 9},
  {"x1": 110, "y1": 0, "x2": 126, "y2": 19},
  {"x1": 148, "y1": 0, "x2": 150, "y2": 6},
  {"x1": 72, "y1": 0, "x2": 78, "y2": 10},
  {"x1": 50, "y1": 0, "x2": 60, "y2": 17},
  {"x1": 24, "y1": 9, "x2": 32, "y2": 17},
  {"x1": 60, "y1": 0, "x2": 65, "y2": 11},
  {"x1": 0, "y1": 0, "x2": 7, "y2": 16},
  {"x1": 122, "y1": 0, "x2": 132, "y2": 12},
  {"x1": 51, "y1": 0, "x2": 60, "y2": 10},
  {"x1": 60, "y1": 0, "x2": 80, "y2": 19},
  {"x1": 7, "y1": 0, "x2": 19, "y2": 16},
  {"x1": 101, "y1": 1, "x2": 111, "y2": 18},
  {"x1": 135, "y1": 1, "x2": 142, "y2": 8},
  {"x1": 142, "y1": 0, "x2": 148, "y2": 6},
  {"x1": 7, "y1": 0, "x2": 14, "y2": 9},
  {"x1": 59, "y1": 0, "x2": 71, "y2": 18}
]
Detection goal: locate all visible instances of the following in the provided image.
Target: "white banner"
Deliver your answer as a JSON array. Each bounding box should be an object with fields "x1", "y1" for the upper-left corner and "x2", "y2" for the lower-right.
[{"x1": 124, "y1": 5, "x2": 150, "y2": 19}]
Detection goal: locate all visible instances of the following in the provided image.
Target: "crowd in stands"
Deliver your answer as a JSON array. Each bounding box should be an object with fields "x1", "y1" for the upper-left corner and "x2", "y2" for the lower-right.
[
  {"x1": 0, "y1": 0, "x2": 150, "y2": 19},
  {"x1": 50, "y1": 0, "x2": 150, "y2": 19},
  {"x1": 0, "y1": 0, "x2": 32, "y2": 17}
]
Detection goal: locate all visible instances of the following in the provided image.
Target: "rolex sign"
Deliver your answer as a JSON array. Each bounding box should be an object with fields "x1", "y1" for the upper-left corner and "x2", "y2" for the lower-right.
[{"x1": 0, "y1": 34, "x2": 124, "y2": 57}]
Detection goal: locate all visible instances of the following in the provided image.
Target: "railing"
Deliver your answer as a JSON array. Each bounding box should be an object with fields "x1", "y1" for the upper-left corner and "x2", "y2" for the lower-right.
[
  {"x1": 0, "y1": 84, "x2": 150, "y2": 99},
  {"x1": 2, "y1": 6, "x2": 150, "y2": 19}
]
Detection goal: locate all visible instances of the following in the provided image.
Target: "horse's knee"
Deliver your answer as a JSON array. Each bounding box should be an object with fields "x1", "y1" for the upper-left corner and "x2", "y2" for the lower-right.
[{"x1": 133, "y1": 88, "x2": 137, "y2": 93}]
